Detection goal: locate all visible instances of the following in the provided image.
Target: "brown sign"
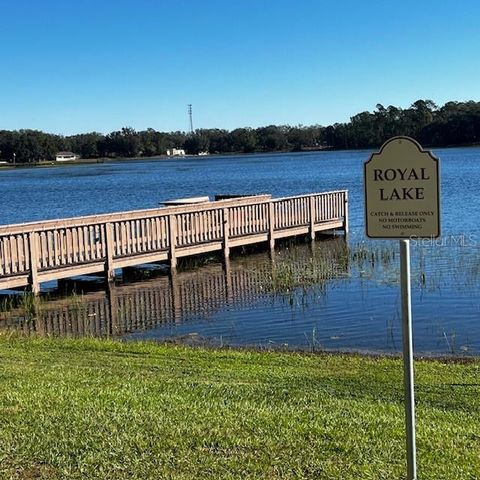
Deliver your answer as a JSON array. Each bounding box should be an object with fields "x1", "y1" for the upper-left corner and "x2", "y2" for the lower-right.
[{"x1": 364, "y1": 136, "x2": 440, "y2": 238}]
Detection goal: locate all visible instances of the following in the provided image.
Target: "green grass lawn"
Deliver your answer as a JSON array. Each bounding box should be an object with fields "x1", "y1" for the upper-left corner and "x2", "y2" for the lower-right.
[{"x1": 0, "y1": 336, "x2": 479, "y2": 479}]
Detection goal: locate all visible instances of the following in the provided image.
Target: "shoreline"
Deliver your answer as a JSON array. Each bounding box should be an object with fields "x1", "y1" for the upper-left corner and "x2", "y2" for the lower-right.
[
  {"x1": 1, "y1": 143, "x2": 479, "y2": 171},
  {"x1": 145, "y1": 332, "x2": 480, "y2": 362},
  {"x1": 1, "y1": 330, "x2": 478, "y2": 362}
]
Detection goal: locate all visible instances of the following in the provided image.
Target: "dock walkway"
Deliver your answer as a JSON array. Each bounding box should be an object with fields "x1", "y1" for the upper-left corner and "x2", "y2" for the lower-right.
[{"x1": 0, "y1": 190, "x2": 348, "y2": 293}]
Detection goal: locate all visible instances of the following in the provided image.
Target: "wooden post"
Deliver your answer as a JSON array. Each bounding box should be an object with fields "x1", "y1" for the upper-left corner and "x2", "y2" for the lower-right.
[
  {"x1": 343, "y1": 191, "x2": 349, "y2": 239},
  {"x1": 268, "y1": 201, "x2": 275, "y2": 251},
  {"x1": 223, "y1": 207, "x2": 230, "y2": 260},
  {"x1": 309, "y1": 195, "x2": 316, "y2": 241},
  {"x1": 169, "y1": 215, "x2": 177, "y2": 269},
  {"x1": 28, "y1": 231, "x2": 40, "y2": 294},
  {"x1": 105, "y1": 223, "x2": 116, "y2": 282}
]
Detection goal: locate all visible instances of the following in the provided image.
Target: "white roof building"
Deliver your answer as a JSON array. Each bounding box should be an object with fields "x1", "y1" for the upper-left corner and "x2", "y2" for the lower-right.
[
  {"x1": 166, "y1": 148, "x2": 185, "y2": 157},
  {"x1": 56, "y1": 152, "x2": 79, "y2": 162}
]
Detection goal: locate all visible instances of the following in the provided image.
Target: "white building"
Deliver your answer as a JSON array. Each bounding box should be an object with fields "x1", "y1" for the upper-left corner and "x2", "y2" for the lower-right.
[
  {"x1": 166, "y1": 148, "x2": 185, "y2": 157},
  {"x1": 56, "y1": 152, "x2": 79, "y2": 162}
]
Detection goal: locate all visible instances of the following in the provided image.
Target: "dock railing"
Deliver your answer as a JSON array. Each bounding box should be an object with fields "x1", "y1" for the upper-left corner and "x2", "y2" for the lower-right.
[{"x1": 0, "y1": 190, "x2": 348, "y2": 292}]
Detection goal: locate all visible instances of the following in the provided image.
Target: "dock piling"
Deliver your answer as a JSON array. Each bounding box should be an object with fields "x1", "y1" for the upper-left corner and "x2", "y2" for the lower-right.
[
  {"x1": 223, "y1": 207, "x2": 230, "y2": 260},
  {"x1": 343, "y1": 191, "x2": 349, "y2": 240},
  {"x1": 268, "y1": 202, "x2": 275, "y2": 251},
  {"x1": 28, "y1": 232, "x2": 40, "y2": 294},
  {"x1": 169, "y1": 215, "x2": 178, "y2": 270},
  {"x1": 309, "y1": 195, "x2": 316, "y2": 241},
  {"x1": 105, "y1": 222, "x2": 116, "y2": 282}
]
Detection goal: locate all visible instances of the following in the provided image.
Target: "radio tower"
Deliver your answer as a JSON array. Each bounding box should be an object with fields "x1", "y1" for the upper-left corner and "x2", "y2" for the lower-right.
[{"x1": 188, "y1": 104, "x2": 194, "y2": 134}]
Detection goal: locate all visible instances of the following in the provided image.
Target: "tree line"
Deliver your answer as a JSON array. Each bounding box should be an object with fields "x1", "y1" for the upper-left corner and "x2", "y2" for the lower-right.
[{"x1": 1, "y1": 100, "x2": 479, "y2": 163}]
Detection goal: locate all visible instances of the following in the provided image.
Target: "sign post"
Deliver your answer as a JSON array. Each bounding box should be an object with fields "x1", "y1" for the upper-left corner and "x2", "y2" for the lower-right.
[
  {"x1": 400, "y1": 238, "x2": 416, "y2": 480},
  {"x1": 364, "y1": 136, "x2": 440, "y2": 480}
]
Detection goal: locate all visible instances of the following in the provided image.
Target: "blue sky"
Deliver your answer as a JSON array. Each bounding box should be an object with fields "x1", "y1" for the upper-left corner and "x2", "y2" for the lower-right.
[{"x1": 1, "y1": 0, "x2": 479, "y2": 135}]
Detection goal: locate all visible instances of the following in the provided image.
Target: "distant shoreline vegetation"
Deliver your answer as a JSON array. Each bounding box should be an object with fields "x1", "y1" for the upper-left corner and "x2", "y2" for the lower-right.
[{"x1": 1, "y1": 99, "x2": 479, "y2": 164}]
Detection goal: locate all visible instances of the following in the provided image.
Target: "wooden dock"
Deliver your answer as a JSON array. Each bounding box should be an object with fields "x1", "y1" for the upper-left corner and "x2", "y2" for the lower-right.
[{"x1": 0, "y1": 190, "x2": 348, "y2": 293}]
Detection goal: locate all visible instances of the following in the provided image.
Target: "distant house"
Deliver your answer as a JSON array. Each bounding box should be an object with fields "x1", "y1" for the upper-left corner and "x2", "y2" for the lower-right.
[
  {"x1": 56, "y1": 151, "x2": 79, "y2": 162},
  {"x1": 166, "y1": 148, "x2": 185, "y2": 157}
]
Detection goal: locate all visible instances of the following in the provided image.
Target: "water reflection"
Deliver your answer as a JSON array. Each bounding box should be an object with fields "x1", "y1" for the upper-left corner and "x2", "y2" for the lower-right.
[
  {"x1": 0, "y1": 238, "x2": 349, "y2": 339},
  {"x1": 1, "y1": 236, "x2": 479, "y2": 355}
]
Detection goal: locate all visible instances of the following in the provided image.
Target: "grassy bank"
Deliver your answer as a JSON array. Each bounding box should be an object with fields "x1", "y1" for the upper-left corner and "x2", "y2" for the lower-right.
[{"x1": 0, "y1": 337, "x2": 479, "y2": 479}]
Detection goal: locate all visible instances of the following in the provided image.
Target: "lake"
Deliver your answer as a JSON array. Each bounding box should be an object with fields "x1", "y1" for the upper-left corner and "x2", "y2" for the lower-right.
[{"x1": 1, "y1": 147, "x2": 479, "y2": 355}]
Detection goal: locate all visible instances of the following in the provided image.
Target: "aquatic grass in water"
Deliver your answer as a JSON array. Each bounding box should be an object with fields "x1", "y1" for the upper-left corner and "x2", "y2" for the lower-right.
[
  {"x1": 0, "y1": 292, "x2": 44, "y2": 322},
  {"x1": 303, "y1": 326, "x2": 323, "y2": 352},
  {"x1": 349, "y1": 241, "x2": 397, "y2": 282},
  {"x1": 268, "y1": 240, "x2": 350, "y2": 293},
  {"x1": 1, "y1": 237, "x2": 480, "y2": 354},
  {"x1": 266, "y1": 240, "x2": 397, "y2": 293},
  {"x1": 348, "y1": 240, "x2": 480, "y2": 292},
  {"x1": 0, "y1": 290, "x2": 89, "y2": 331}
]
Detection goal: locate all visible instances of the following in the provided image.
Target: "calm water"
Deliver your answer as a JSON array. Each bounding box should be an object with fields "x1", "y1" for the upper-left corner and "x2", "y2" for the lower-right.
[{"x1": 1, "y1": 148, "x2": 479, "y2": 354}]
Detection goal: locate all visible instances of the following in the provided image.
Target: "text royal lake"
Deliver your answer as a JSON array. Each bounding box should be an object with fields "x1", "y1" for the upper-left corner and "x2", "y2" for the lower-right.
[{"x1": 1, "y1": 147, "x2": 479, "y2": 355}]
